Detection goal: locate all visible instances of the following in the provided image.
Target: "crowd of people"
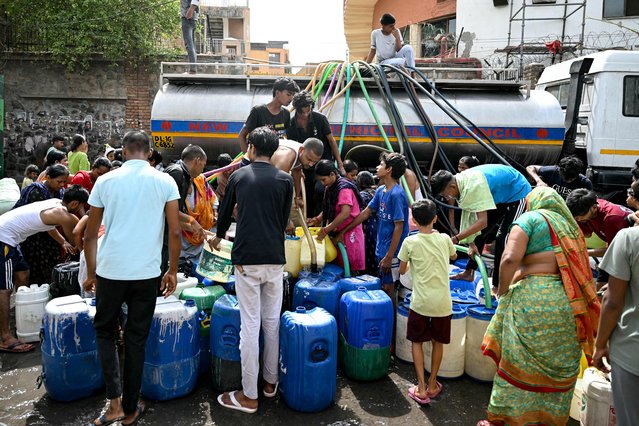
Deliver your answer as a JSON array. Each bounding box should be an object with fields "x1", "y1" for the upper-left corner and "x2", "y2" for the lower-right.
[{"x1": 0, "y1": 75, "x2": 636, "y2": 426}]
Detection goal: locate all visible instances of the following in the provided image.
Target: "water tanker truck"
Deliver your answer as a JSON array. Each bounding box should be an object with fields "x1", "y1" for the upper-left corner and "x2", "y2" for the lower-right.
[{"x1": 151, "y1": 53, "x2": 639, "y2": 194}]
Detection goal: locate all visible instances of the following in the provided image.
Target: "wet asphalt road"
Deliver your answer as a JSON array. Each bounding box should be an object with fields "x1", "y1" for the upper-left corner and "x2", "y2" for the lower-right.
[{"x1": 1, "y1": 343, "x2": 495, "y2": 426}]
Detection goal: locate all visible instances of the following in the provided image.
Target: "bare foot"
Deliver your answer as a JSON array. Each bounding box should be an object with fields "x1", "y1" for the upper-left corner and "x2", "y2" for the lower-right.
[
  {"x1": 220, "y1": 390, "x2": 258, "y2": 410},
  {"x1": 451, "y1": 270, "x2": 475, "y2": 282}
]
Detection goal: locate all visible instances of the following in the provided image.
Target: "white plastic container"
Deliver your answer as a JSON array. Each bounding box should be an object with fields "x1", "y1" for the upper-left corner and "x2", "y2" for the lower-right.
[
  {"x1": 464, "y1": 304, "x2": 497, "y2": 381},
  {"x1": 16, "y1": 284, "x2": 50, "y2": 342},
  {"x1": 395, "y1": 301, "x2": 413, "y2": 362},
  {"x1": 581, "y1": 367, "x2": 616, "y2": 426},
  {"x1": 424, "y1": 304, "x2": 467, "y2": 378},
  {"x1": 175, "y1": 273, "x2": 198, "y2": 298},
  {"x1": 570, "y1": 378, "x2": 583, "y2": 421}
]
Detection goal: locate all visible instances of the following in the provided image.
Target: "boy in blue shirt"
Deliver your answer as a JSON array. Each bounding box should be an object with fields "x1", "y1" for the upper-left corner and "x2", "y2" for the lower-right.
[
  {"x1": 339, "y1": 152, "x2": 409, "y2": 299},
  {"x1": 399, "y1": 199, "x2": 457, "y2": 405}
]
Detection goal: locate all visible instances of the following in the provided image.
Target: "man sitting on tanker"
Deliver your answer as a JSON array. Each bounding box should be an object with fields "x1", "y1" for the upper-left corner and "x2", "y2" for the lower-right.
[
  {"x1": 365, "y1": 13, "x2": 415, "y2": 69},
  {"x1": 430, "y1": 164, "x2": 531, "y2": 288},
  {"x1": 526, "y1": 156, "x2": 592, "y2": 200},
  {"x1": 269, "y1": 137, "x2": 324, "y2": 226},
  {"x1": 238, "y1": 77, "x2": 300, "y2": 161}
]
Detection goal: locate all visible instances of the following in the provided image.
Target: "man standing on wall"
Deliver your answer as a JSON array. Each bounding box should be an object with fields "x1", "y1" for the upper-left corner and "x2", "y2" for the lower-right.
[
  {"x1": 365, "y1": 13, "x2": 415, "y2": 69},
  {"x1": 214, "y1": 126, "x2": 293, "y2": 414},
  {"x1": 181, "y1": 0, "x2": 200, "y2": 74}
]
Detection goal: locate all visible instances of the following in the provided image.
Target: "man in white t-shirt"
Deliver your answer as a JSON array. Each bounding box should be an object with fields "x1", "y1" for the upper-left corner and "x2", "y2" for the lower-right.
[{"x1": 365, "y1": 13, "x2": 415, "y2": 69}]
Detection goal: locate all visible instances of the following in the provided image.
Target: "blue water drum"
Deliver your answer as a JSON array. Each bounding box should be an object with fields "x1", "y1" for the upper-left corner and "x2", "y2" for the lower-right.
[
  {"x1": 451, "y1": 288, "x2": 479, "y2": 305},
  {"x1": 449, "y1": 270, "x2": 482, "y2": 293},
  {"x1": 279, "y1": 307, "x2": 337, "y2": 412},
  {"x1": 322, "y1": 263, "x2": 345, "y2": 280},
  {"x1": 210, "y1": 294, "x2": 242, "y2": 391},
  {"x1": 141, "y1": 296, "x2": 200, "y2": 401},
  {"x1": 292, "y1": 279, "x2": 341, "y2": 318},
  {"x1": 338, "y1": 288, "x2": 394, "y2": 381},
  {"x1": 453, "y1": 258, "x2": 469, "y2": 269},
  {"x1": 298, "y1": 269, "x2": 338, "y2": 283},
  {"x1": 191, "y1": 260, "x2": 205, "y2": 283},
  {"x1": 337, "y1": 275, "x2": 381, "y2": 296},
  {"x1": 40, "y1": 295, "x2": 104, "y2": 402},
  {"x1": 477, "y1": 286, "x2": 498, "y2": 307}
]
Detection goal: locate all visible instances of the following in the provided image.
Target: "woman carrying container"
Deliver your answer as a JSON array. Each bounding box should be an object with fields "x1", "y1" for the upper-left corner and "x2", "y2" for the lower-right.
[
  {"x1": 478, "y1": 187, "x2": 600, "y2": 425},
  {"x1": 67, "y1": 134, "x2": 90, "y2": 175},
  {"x1": 309, "y1": 160, "x2": 365, "y2": 274},
  {"x1": 14, "y1": 164, "x2": 77, "y2": 284}
]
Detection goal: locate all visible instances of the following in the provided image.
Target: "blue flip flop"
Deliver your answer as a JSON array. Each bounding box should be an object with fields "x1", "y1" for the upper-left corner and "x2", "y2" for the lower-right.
[
  {"x1": 121, "y1": 402, "x2": 145, "y2": 426},
  {"x1": 92, "y1": 414, "x2": 124, "y2": 426}
]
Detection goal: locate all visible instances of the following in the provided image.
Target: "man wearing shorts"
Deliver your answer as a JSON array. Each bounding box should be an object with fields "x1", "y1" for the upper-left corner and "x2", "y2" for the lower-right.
[{"x1": 0, "y1": 185, "x2": 88, "y2": 353}]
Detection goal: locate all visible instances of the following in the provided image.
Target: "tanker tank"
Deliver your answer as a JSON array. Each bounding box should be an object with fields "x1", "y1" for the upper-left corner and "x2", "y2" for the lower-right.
[{"x1": 150, "y1": 74, "x2": 565, "y2": 168}]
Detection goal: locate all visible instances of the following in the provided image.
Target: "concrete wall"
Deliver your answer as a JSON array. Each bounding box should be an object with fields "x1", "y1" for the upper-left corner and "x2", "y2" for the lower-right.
[
  {"x1": 2, "y1": 54, "x2": 158, "y2": 181},
  {"x1": 456, "y1": 0, "x2": 639, "y2": 61}
]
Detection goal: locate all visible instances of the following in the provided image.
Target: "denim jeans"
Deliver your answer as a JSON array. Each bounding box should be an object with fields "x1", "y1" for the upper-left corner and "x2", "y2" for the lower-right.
[{"x1": 181, "y1": 17, "x2": 197, "y2": 72}]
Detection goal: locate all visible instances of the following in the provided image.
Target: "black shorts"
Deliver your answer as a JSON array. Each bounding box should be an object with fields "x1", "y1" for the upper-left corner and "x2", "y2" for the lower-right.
[
  {"x1": 0, "y1": 243, "x2": 29, "y2": 290},
  {"x1": 406, "y1": 309, "x2": 452, "y2": 344}
]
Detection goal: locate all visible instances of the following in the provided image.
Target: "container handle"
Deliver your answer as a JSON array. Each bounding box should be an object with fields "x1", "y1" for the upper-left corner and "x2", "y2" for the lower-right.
[
  {"x1": 310, "y1": 344, "x2": 328, "y2": 363},
  {"x1": 366, "y1": 327, "x2": 381, "y2": 340},
  {"x1": 221, "y1": 330, "x2": 238, "y2": 346}
]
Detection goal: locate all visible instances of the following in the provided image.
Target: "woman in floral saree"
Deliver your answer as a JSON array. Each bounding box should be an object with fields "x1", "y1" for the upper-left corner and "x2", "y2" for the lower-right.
[{"x1": 479, "y1": 187, "x2": 600, "y2": 425}]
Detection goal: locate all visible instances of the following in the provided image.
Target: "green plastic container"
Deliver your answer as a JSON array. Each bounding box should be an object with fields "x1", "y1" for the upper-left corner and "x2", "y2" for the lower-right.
[
  {"x1": 179, "y1": 285, "x2": 226, "y2": 313},
  {"x1": 338, "y1": 334, "x2": 390, "y2": 381}
]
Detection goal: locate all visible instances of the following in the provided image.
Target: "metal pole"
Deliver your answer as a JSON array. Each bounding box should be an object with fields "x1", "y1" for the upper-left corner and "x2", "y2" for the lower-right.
[
  {"x1": 560, "y1": 0, "x2": 569, "y2": 62},
  {"x1": 580, "y1": 0, "x2": 586, "y2": 55},
  {"x1": 519, "y1": 0, "x2": 526, "y2": 78}
]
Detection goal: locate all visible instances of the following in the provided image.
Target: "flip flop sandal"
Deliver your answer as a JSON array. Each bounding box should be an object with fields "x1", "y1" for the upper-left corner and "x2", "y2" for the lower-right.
[
  {"x1": 408, "y1": 385, "x2": 431, "y2": 405},
  {"x1": 121, "y1": 402, "x2": 145, "y2": 426},
  {"x1": 91, "y1": 414, "x2": 124, "y2": 426},
  {"x1": 263, "y1": 382, "x2": 279, "y2": 398},
  {"x1": 217, "y1": 391, "x2": 258, "y2": 414},
  {"x1": 0, "y1": 341, "x2": 35, "y2": 353},
  {"x1": 426, "y1": 381, "x2": 443, "y2": 398}
]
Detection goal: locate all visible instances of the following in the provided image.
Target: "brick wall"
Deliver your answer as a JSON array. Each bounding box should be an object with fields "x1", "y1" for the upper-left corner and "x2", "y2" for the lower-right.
[{"x1": 2, "y1": 54, "x2": 161, "y2": 180}]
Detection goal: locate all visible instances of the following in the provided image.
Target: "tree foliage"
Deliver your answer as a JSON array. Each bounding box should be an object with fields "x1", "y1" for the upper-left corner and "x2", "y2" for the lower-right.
[{"x1": 3, "y1": 0, "x2": 182, "y2": 69}]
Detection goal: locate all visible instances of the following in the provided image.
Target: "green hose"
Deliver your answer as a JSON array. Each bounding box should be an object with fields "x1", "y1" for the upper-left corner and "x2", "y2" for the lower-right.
[
  {"x1": 336, "y1": 242, "x2": 351, "y2": 278},
  {"x1": 351, "y1": 63, "x2": 414, "y2": 205},
  {"x1": 313, "y1": 63, "x2": 338, "y2": 102},
  {"x1": 453, "y1": 244, "x2": 492, "y2": 309},
  {"x1": 337, "y1": 63, "x2": 351, "y2": 165}
]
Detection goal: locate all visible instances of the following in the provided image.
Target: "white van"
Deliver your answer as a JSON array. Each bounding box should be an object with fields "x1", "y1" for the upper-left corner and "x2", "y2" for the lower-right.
[{"x1": 536, "y1": 50, "x2": 639, "y2": 190}]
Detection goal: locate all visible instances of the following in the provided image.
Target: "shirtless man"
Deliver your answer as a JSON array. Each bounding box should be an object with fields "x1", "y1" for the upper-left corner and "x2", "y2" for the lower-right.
[
  {"x1": 0, "y1": 184, "x2": 88, "y2": 353},
  {"x1": 270, "y1": 137, "x2": 324, "y2": 225}
]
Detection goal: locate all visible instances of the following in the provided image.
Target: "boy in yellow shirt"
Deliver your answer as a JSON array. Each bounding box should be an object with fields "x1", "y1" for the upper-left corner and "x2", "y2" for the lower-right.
[{"x1": 399, "y1": 199, "x2": 456, "y2": 405}]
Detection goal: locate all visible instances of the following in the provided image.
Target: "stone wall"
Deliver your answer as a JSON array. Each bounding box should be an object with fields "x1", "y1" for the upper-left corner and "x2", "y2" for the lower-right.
[{"x1": 2, "y1": 54, "x2": 160, "y2": 180}]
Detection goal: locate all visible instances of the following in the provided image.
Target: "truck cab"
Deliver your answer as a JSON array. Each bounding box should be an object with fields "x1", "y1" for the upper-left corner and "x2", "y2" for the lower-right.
[{"x1": 536, "y1": 50, "x2": 639, "y2": 191}]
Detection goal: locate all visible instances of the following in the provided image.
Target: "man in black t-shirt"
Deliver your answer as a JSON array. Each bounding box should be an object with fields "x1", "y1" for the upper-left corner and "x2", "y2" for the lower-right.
[
  {"x1": 213, "y1": 127, "x2": 293, "y2": 414},
  {"x1": 238, "y1": 77, "x2": 300, "y2": 154},
  {"x1": 526, "y1": 156, "x2": 593, "y2": 199},
  {"x1": 287, "y1": 91, "x2": 345, "y2": 216}
]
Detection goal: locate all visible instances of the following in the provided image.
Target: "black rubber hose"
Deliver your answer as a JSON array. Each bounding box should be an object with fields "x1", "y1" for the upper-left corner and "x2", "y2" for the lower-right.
[
  {"x1": 383, "y1": 65, "x2": 513, "y2": 167},
  {"x1": 408, "y1": 66, "x2": 528, "y2": 176}
]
